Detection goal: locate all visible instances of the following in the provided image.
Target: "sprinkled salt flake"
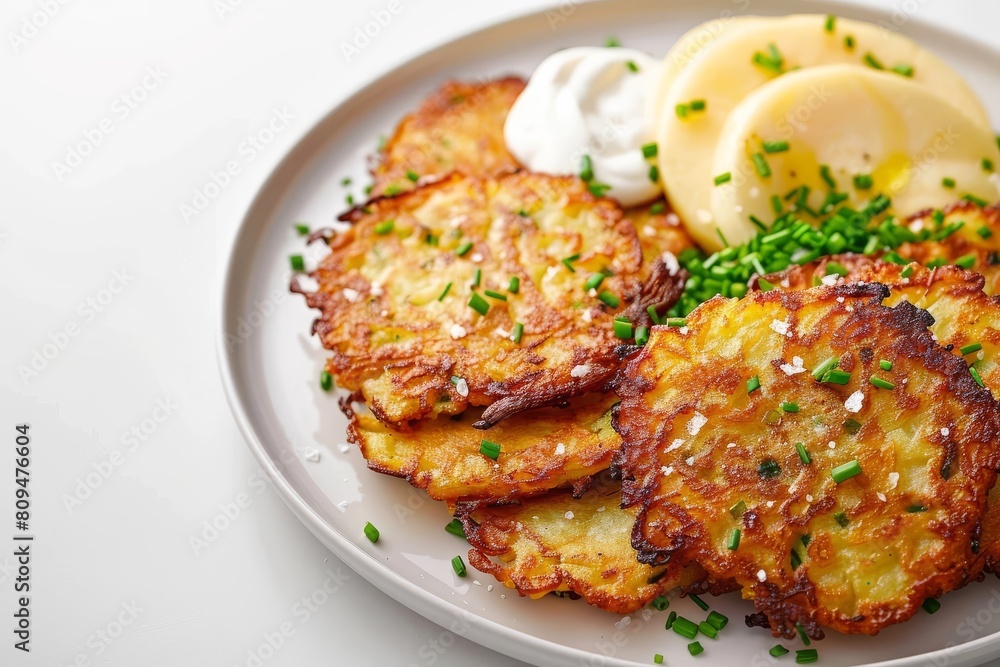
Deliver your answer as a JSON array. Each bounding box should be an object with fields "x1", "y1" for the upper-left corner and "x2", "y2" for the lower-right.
[
  {"x1": 828, "y1": 441, "x2": 836, "y2": 449},
  {"x1": 494, "y1": 463, "x2": 500, "y2": 469},
  {"x1": 501, "y1": 595, "x2": 506, "y2": 599},
  {"x1": 766, "y1": 501, "x2": 774, "y2": 508},
  {"x1": 687, "y1": 411, "x2": 708, "y2": 436},
  {"x1": 877, "y1": 492, "x2": 887, "y2": 502},
  {"x1": 495, "y1": 327, "x2": 510, "y2": 339},
  {"x1": 588, "y1": 288, "x2": 597, "y2": 297},
  {"x1": 380, "y1": 309, "x2": 389, "y2": 317},
  {"x1": 342, "y1": 287, "x2": 361, "y2": 303},
  {"x1": 643, "y1": 225, "x2": 656, "y2": 237},
  {"x1": 304, "y1": 447, "x2": 320, "y2": 462},
  {"x1": 805, "y1": 494, "x2": 814, "y2": 503},
  {"x1": 909, "y1": 220, "x2": 925, "y2": 233},
  {"x1": 582, "y1": 310, "x2": 592, "y2": 323},
  {"x1": 564, "y1": 511, "x2": 575, "y2": 520},
  {"x1": 473, "y1": 580, "x2": 481, "y2": 586},
  {"x1": 735, "y1": 205, "x2": 743, "y2": 213},
  {"x1": 470, "y1": 253, "x2": 483, "y2": 263},
  {"x1": 696, "y1": 209, "x2": 714, "y2": 224},
  {"x1": 555, "y1": 442, "x2": 566, "y2": 455},
  {"x1": 888, "y1": 472, "x2": 899, "y2": 490},
  {"x1": 978, "y1": 351, "x2": 986, "y2": 361},
  {"x1": 450, "y1": 323, "x2": 468, "y2": 340},
  {"x1": 780, "y1": 277, "x2": 790, "y2": 288},
  {"x1": 532, "y1": 516, "x2": 539, "y2": 521},
  {"x1": 727, "y1": 442, "x2": 737, "y2": 449},
  {"x1": 757, "y1": 569, "x2": 767, "y2": 582},
  {"x1": 662, "y1": 465, "x2": 674, "y2": 477},
  {"x1": 679, "y1": 326, "x2": 689, "y2": 335},
  {"x1": 370, "y1": 282, "x2": 385, "y2": 296},
  {"x1": 780, "y1": 356, "x2": 807, "y2": 376},
  {"x1": 337, "y1": 443, "x2": 350, "y2": 453},
  {"x1": 336, "y1": 500, "x2": 349, "y2": 512},
  {"x1": 515, "y1": 522, "x2": 523, "y2": 531},
  {"x1": 844, "y1": 391, "x2": 865, "y2": 414},
  {"x1": 455, "y1": 378, "x2": 469, "y2": 397},
  {"x1": 571, "y1": 364, "x2": 591, "y2": 378},
  {"x1": 941, "y1": 427, "x2": 950, "y2": 437},
  {"x1": 662, "y1": 251, "x2": 680, "y2": 275},
  {"x1": 296, "y1": 275, "x2": 319, "y2": 292},
  {"x1": 821, "y1": 274, "x2": 839, "y2": 286},
  {"x1": 666, "y1": 439, "x2": 685, "y2": 453},
  {"x1": 749, "y1": 186, "x2": 760, "y2": 198},
  {"x1": 597, "y1": 506, "x2": 606, "y2": 512},
  {"x1": 836, "y1": 296, "x2": 845, "y2": 303},
  {"x1": 685, "y1": 456, "x2": 695, "y2": 466},
  {"x1": 616, "y1": 616, "x2": 632, "y2": 629},
  {"x1": 545, "y1": 265, "x2": 560, "y2": 281},
  {"x1": 770, "y1": 318, "x2": 790, "y2": 336},
  {"x1": 666, "y1": 213, "x2": 680, "y2": 225},
  {"x1": 488, "y1": 585, "x2": 494, "y2": 592}
]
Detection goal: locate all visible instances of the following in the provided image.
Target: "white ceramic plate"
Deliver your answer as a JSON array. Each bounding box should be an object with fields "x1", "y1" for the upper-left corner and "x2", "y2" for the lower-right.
[{"x1": 217, "y1": 2, "x2": 1000, "y2": 665}]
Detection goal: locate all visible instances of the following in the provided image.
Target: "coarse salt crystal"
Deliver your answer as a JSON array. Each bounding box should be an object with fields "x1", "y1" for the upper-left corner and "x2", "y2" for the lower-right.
[
  {"x1": 679, "y1": 327, "x2": 689, "y2": 335},
  {"x1": 370, "y1": 282, "x2": 384, "y2": 296},
  {"x1": 687, "y1": 411, "x2": 708, "y2": 435},
  {"x1": 686, "y1": 456, "x2": 695, "y2": 466},
  {"x1": 565, "y1": 511, "x2": 575, "y2": 520},
  {"x1": 643, "y1": 225, "x2": 656, "y2": 237},
  {"x1": 597, "y1": 506, "x2": 606, "y2": 512},
  {"x1": 342, "y1": 288, "x2": 361, "y2": 302},
  {"x1": 727, "y1": 442, "x2": 736, "y2": 449},
  {"x1": 666, "y1": 439, "x2": 685, "y2": 453},
  {"x1": 662, "y1": 466, "x2": 674, "y2": 476},
  {"x1": 844, "y1": 391, "x2": 864, "y2": 413},
  {"x1": 770, "y1": 319, "x2": 790, "y2": 336},
  {"x1": 821, "y1": 274, "x2": 839, "y2": 286},
  {"x1": 571, "y1": 364, "x2": 591, "y2": 378},
  {"x1": 470, "y1": 253, "x2": 483, "y2": 263},
  {"x1": 941, "y1": 427, "x2": 950, "y2": 437},
  {"x1": 488, "y1": 585, "x2": 493, "y2": 592},
  {"x1": 304, "y1": 448, "x2": 320, "y2": 462},
  {"x1": 780, "y1": 356, "x2": 807, "y2": 376},
  {"x1": 662, "y1": 251, "x2": 680, "y2": 275},
  {"x1": 337, "y1": 443, "x2": 350, "y2": 453},
  {"x1": 582, "y1": 310, "x2": 592, "y2": 323},
  {"x1": 806, "y1": 494, "x2": 814, "y2": 503},
  {"x1": 666, "y1": 213, "x2": 680, "y2": 225},
  {"x1": 555, "y1": 442, "x2": 566, "y2": 455},
  {"x1": 877, "y1": 492, "x2": 886, "y2": 502},
  {"x1": 757, "y1": 569, "x2": 767, "y2": 582},
  {"x1": 455, "y1": 378, "x2": 469, "y2": 397},
  {"x1": 888, "y1": 472, "x2": 899, "y2": 490},
  {"x1": 836, "y1": 297, "x2": 845, "y2": 303},
  {"x1": 450, "y1": 324, "x2": 468, "y2": 340}
]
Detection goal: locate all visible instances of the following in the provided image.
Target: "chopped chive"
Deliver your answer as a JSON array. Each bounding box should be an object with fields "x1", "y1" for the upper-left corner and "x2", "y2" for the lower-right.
[
  {"x1": 472, "y1": 268, "x2": 481, "y2": 287},
  {"x1": 425, "y1": 233, "x2": 439, "y2": 246},
  {"x1": 654, "y1": 654, "x2": 664, "y2": 665},
  {"x1": 374, "y1": 220, "x2": 395, "y2": 235},
  {"x1": 689, "y1": 99, "x2": 706, "y2": 111},
  {"x1": 650, "y1": 202, "x2": 666, "y2": 214},
  {"x1": 819, "y1": 164, "x2": 837, "y2": 189},
  {"x1": 438, "y1": 282, "x2": 452, "y2": 301},
  {"x1": 942, "y1": 177, "x2": 956, "y2": 188},
  {"x1": 752, "y1": 153, "x2": 772, "y2": 178},
  {"x1": 747, "y1": 375, "x2": 761, "y2": 393},
  {"x1": 782, "y1": 402, "x2": 800, "y2": 413},
  {"x1": 604, "y1": 36, "x2": 620, "y2": 47},
  {"x1": 961, "y1": 342, "x2": 983, "y2": 355},
  {"x1": 698, "y1": 621, "x2": 718, "y2": 639},
  {"x1": 580, "y1": 155, "x2": 594, "y2": 182},
  {"x1": 706, "y1": 611, "x2": 729, "y2": 630},
  {"x1": 508, "y1": 276, "x2": 520, "y2": 294},
  {"x1": 984, "y1": 158, "x2": 996, "y2": 172},
  {"x1": 688, "y1": 641, "x2": 704, "y2": 656},
  {"x1": 484, "y1": 289, "x2": 507, "y2": 301},
  {"x1": 363, "y1": 521, "x2": 379, "y2": 543},
  {"x1": 635, "y1": 326, "x2": 650, "y2": 346},
  {"x1": 964, "y1": 193, "x2": 990, "y2": 207},
  {"x1": 445, "y1": 519, "x2": 466, "y2": 538},
  {"x1": 729, "y1": 500, "x2": 747, "y2": 519},
  {"x1": 728, "y1": 528, "x2": 741, "y2": 550},
  {"x1": 796, "y1": 622, "x2": 811, "y2": 646},
  {"x1": 843, "y1": 418, "x2": 863, "y2": 434},
  {"x1": 758, "y1": 459, "x2": 781, "y2": 479},
  {"x1": 844, "y1": 35, "x2": 855, "y2": 49},
  {"x1": 907, "y1": 504, "x2": 927, "y2": 513},
  {"x1": 649, "y1": 165, "x2": 660, "y2": 183},
  {"x1": 651, "y1": 595, "x2": 670, "y2": 611},
  {"x1": 511, "y1": 322, "x2": 524, "y2": 344},
  {"x1": 922, "y1": 598, "x2": 942, "y2": 614},
  {"x1": 676, "y1": 103, "x2": 689, "y2": 118},
  {"x1": 824, "y1": 14, "x2": 836, "y2": 32},
  {"x1": 714, "y1": 172, "x2": 732, "y2": 186},
  {"x1": 672, "y1": 616, "x2": 699, "y2": 639},
  {"x1": 614, "y1": 318, "x2": 634, "y2": 339},
  {"x1": 863, "y1": 52, "x2": 884, "y2": 69},
  {"x1": 832, "y1": 459, "x2": 862, "y2": 483},
  {"x1": 341, "y1": 177, "x2": 352, "y2": 186},
  {"x1": 771, "y1": 194, "x2": 783, "y2": 214},
  {"x1": 647, "y1": 305, "x2": 663, "y2": 326},
  {"x1": 971, "y1": 366, "x2": 985, "y2": 387},
  {"x1": 880, "y1": 359, "x2": 893, "y2": 371},
  {"x1": 796, "y1": 442, "x2": 811, "y2": 465},
  {"x1": 406, "y1": 170, "x2": 420, "y2": 182},
  {"x1": 665, "y1": 611, "x2": 677, "y2": 629},
  {"x1": 642, "y1": 143, "x2": 659, "y2": 159},
  {"x1": 468, "y1": 292, "x2": 489, "y2": 316},
  {"x1": 900, "y1": 265, "x2": 915, "y2": 278},
  {"x1": 757, "y1": 278, "x2": 775, "y2": 292},
  {"x1": 320, "y1": 371, "x2": 333, "y2": 391},
  {"x1": 290, "y1": 254, "x2": 305, "y2": 271},
  {"x1": 667, "y1": 317, "x2": 687, "y2": 327},
  {"x1": 853, "y1": 174, "x2": 873, "y2": 190},
  {"x1": 892, "y1": 64, "x2": 914, "y2": 77},
  {"x1": 790, "y1": 548, "x2": 802, "y2": 570},
  {"x1": 294, "y1": 223, "x2": 310, "y2": 235},
  {"x1": 588, "y1": 183, "x2": 612, "y2": 197},
  {"x1": 479, "y1": 439, "x2": 501, "y2": 460},
  {"x1": 451, "y1": 555, "x2": 467, "y2": 577},
  {"x1": 821, "y1": 369, "x2": 852, "y2": 385},
  {"x1": 977, "y1": 225, "x2": 994, "y2": 239},
  {"x1": 870, "y1": 376, "x2": 895, "y2": 390},
  {"x1": 626, "y1": 60, "x2": 639, "y2": 73},
  {"x1": 955, "y1": 253, "x2": 977, "y2": 269},
  {"x1": 770, "y1": 645, "x2": 789, "y2": 657},
  {"x1": 346, "y1": 194, "x2": 355, "y2": 206},
  {"x1": 598, "y1": 291, "x2": 620, "y2": 308},
  {"x1": 689, "y1": 594, "x2": 709, "y2": 612},
  {"x1": 796, "y1": 649, "x2": 819, "y2": 664},
  {"x1": 812, "y1": 356, "x2": 839, "y2": 380},
  {"x1": 585, "y1": 273, "x2": 605, "y2": 290},
  {"x1": 456, "y1": 241, "x2": 473, "y2": 256},
  {"x1": 763, "y1": 140, "x2": 789, "y2": 154},
  {"x1": 834, "y1": 511, "x2": 849, "y2": 528}
]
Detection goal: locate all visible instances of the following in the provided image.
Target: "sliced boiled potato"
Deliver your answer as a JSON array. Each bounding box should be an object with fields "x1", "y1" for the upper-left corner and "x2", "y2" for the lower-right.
[
  {"x1": 711, "y1": 65, "x2": 1000, "y2": 246},
  {"x1": 656, "y1": 13, "x2": 993, "y2": 251}
]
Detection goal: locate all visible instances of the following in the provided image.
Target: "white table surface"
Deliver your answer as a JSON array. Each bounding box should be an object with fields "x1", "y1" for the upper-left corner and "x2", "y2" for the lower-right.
[{"x1": 3, "y1": 1, "x2": 999, "y2": 665}]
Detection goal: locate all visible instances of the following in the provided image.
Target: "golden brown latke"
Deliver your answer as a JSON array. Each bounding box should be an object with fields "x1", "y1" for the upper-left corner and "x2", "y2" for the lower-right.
[
  {"x1": 369, "y1": 78, "x2": 525, "y2": 198},
  {"x1": 460, "y1": 472, "x2": 704, "y2": 613},
  {"x1": 300, "y1": 172, "x2": 683, "y2": 428},
  {"x1": 345, "y1": 393, "x2": 619, "y2": 505},
  {"x1": 614, "y1": 283, "x2": 1000, "y2": 638}
]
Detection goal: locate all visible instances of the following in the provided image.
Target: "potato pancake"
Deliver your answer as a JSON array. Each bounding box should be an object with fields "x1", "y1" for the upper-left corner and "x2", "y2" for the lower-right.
[
  {"x1": 460, "y1": 473, "x2": 703, "y2": 613},
  {"x1": 346, "y1": 393, "x2": 619, "y2": 504},
  {"x1": 302, "y1": 172, "x2": 683, "y2": 428},
  {"x1": 614, "y1": 284, "x2": 1000, "y2": 637},
  {"x1": 369, "y1": 78, "x2": 525, "y2": 198}
]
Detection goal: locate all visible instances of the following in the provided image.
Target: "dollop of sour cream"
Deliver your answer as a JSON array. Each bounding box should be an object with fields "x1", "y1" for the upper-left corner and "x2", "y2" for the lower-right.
[{"x1": 504, "y1": 47, "x2": 663, "y2": 207}]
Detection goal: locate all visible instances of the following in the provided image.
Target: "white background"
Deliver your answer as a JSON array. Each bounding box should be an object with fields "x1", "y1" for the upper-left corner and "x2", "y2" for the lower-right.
[{"x1": 1, "y1": 1, "x2": 999, "y2": 666}]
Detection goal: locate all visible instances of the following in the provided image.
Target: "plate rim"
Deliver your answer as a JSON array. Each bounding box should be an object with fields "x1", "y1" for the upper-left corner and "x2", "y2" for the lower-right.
[{"x1": 216, "y1": 1, "x2": 1000, "y2": 665}]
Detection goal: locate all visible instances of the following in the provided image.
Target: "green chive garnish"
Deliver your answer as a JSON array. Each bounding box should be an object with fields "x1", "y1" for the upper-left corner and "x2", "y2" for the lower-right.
[
  {"x1": 961, "y1": 342, "x2": 983, "y2": 355},
  {"x1": 758, "y1": 459, "x2": 781, "y2": 479},
  {"x1": 834, "y1": 511, "x2": 849, "y2": 528},
  {"x1": 689, "y1": 594, "x2": 709, "y2": 612},
  {"x1": 320, "y1": 371, "x2": 333, "y2": 391},
  {"x1": 853, "y1": 174, "x2": 873, "y2": 190},
  {"x1": 363, "y1": 521, "x2": 379, "y2": 543},
  {"x1": 626, "y1": 60, "x2": 639, "y2": 73},
  {"x1": 819, "y1": 164, "x2": 837, "y2": 189},
  {"x1": 653, "y1": 654, "x2": 664, "y2": 665},
  {"x1": 451, "y1": 555, "x2": 467, "y2": 577},
  {"x1": 900, "y1": 265, "x2": 915, "y2": 278},
  {"x1": 728, "y1": 528, "x2": 741, "y2": 551},
  {"x1": 922, "y1": 598, "x2": 941, "y2": 614},
  {"x1": 752, "y1": 153, "x2": 771, "y2": 178},
  {"x1": 796, "y1": 442, "x2": 811, "y2": 465},
  {"x1": 374, "y1": 220, "x2": 395, "y2": 235},
  {"x1": 676, "y1": 103, "x2": 689, "y2": 118},
  {"x1": 649, "y1": 165, "x2": 660, "y2": 182},
  {"x1": 832, "y1": 459, "x2": 862, "y2": 483},
  {"x1": 796, "y1": 622, "x2": 811, "y2": 646},
  {"x1": 971, "y1": 366, "x2": 985, "y2": 387},
  {"x1": 585, "y1": 273, "x2": 605, "y2": 290},
  {"x1": 729, "y1": 500, "x2": 746, "y2": 519},
  {"x1": 824, "y1": 15, "x2": 836, "y2": 32},
  {"x1": 880, "y1": 359, "x2": 893, "y2": 371},
  {"x1": 770, "y1": 645, "x2": 789, "y2": 657},
  {"x1": 512, "y1": 322, "x2": 524, "y2": 344},
  {"x1": 689, "y1": 99, "x2": 706, "y2": 111},
  {"x1": 508, "y1": 276, "x2": 520, "y2": 294},
  {"x1": 706, "y1": 611, "x2": 729, "y2": 630},
  {"x1": 781, "y1": 402, "x2": 800, "y2": 413},
  {"x1": 598, "y1": 291, "x2": 620, "y2": 308},
  {"x1": 977, "y1": 225, "x2": 993, "y2": 239},
  {"x1": 473, "y1": 268, "x2": 482, "y2": 287},
  {"x1": 635, "y1": 326, "x2": 650, "y2": 346},
  {"x1": 290, "y1": 254, "x2": 305, "y2": 271},
  {"x1": 714, "y1": 172, "x2": 732, "y2": 186},
  {"x1": 604, "y1": 36, "x2": 620, "y2": 47},
  {"x1": 667, "y1": 317, "x2": 687, "y2": 327},
  {"x1": 892, "y1": 64, "x2": 914, "y2": 77},
  {"x1": 485, "y1": 289, "x2": 507, "y2": 301},
  {"x1": 747, "y1": 375, "x2": 761, "y2": 393},
  {"x1": 438, "y1": 282, "x2": 452, "y2": 301},
  {"x1": 796, "y1": 649, "x2": 819, "y2": 664},
  {"x1": 456, "y1": 241, "x2": 473, "y2": 256},
  {"x1": 469, "y1": 292, "x2": 489, "y2": 316},
  {"x1": 642, "y1": 143, "x2": 659, "y2": 158},
  {"x1": 650, "y1": 202, "x2": 666, "y2": 214},
  {"x1": 763, "y1": 140, "x2": 789, "y2": 154},
  {"x1": 863, "y1": 52, "x2": 884, "y2": 69},
  {"x1": 907, "y1": 504, "x2": 927, "y2": 513},
  {"x1": 812, "y1": 356, "x2": 839, "y2": 381},
  {"x1": 955, "y1": 253, "x2": 977, "y2": 269},
  {"x1": 651, "y1": 595, "x2": 670, "y2": 611},
  {"x1": 942, "y1": 177, "x2": 956, "y2": 188},
  {"x1": 984, "y1": 158, "x2": 995, "y2": 172},
  {"x1": 672, "y1": 616, "x2": 699, "y2": 639},
  {"x1": 614, "y1": 318, "x2": 633, "y2": 340},
  {"x1": 757, "y1": 278, "x2": 775, "y2": 292},
  {"x1": 844, "y1": 35, "x2": 855, "y2": 49},
  {"x1": 688, "y1": 641, "x2": 704, "y2": 656},
  {"x1": 698, "y1": 621, "x2": 718, "y2": 639},
  {"x1": 406, "y1": 170, "x2": 420, "y2": 182},
  {"x1": 588, "y1": 183, "x2": 612, "y2": 197},
  {"x1": 294, "y1": 223, "x2": 310, "y2": 235},
  {"x1": 580, "y1": 155, "x2": 594, "y2": 182},
  {"x1": 445, "y1": 519, "x2": 466, "y2": 538},
  {"x1": 665, "y1": 611, "x2": 677, "y2": 629},
  {"x1": 821, "y1": 369, "x2": 852, "y2": 385},
  {"x1": 479, "y1": 439, "x2": 501, "y2": 460},
  {"x1": 870, "y1": 376, "x2": 895, "y2": 390}
]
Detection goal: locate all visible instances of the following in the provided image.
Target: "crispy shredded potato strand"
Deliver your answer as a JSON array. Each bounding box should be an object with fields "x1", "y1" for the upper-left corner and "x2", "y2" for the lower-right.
[{"x1": 615, "y1": 284, "x2": 1000, "y2": 637}]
